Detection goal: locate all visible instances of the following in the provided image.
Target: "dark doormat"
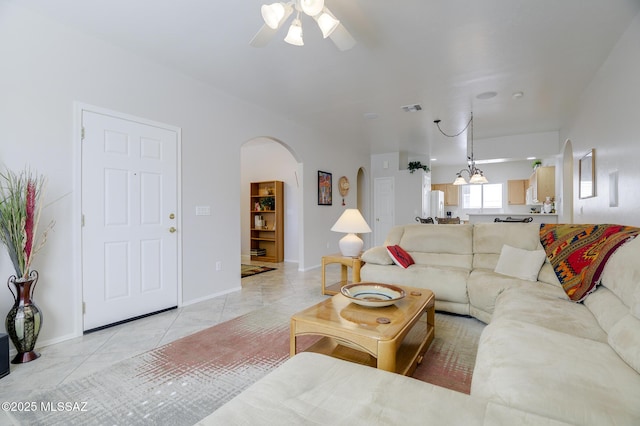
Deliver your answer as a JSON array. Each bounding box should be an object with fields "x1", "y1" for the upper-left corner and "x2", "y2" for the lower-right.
[{"x1": 241, "y1": 264, "x2": 276, "y2": 278}]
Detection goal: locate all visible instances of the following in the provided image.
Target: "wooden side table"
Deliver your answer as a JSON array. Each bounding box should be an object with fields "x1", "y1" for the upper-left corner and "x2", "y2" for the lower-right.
[{"x1": 321, "y1": 253, "x2": 364, "y2": 295}]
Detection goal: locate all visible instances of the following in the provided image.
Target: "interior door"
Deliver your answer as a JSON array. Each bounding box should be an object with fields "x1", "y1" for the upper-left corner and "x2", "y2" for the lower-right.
[
  {"x1": 81, "y1": 110, "x2": 179, "y2": 331},
  {"x1": 373, "y1": 177, "x2": 395, "y2": 246}
]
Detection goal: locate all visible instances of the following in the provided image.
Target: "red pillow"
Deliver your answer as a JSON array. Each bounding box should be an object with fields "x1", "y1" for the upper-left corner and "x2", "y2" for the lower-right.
[{"x1": 386, "y1": 245, "x2": 415, "y2": 269}]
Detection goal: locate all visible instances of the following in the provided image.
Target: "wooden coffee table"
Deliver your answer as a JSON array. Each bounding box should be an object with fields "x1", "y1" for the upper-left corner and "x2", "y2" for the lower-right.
[{"x1": 290, "y1": 285, "x2": 435, "y2": 376}]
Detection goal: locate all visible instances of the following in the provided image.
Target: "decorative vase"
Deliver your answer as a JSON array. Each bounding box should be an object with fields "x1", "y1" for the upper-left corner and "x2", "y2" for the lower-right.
[
  {"x1": 542, "y1": 197, "x2": 552, "y2": 214},
  {"x1": 5, "y1": 270, "x2": 42, "y2": 364}
]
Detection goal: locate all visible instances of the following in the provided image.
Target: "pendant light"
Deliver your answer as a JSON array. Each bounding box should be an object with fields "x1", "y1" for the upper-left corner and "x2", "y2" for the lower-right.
[{"x1": 434, "y1": 113, "x2": 488, "y2": 185}]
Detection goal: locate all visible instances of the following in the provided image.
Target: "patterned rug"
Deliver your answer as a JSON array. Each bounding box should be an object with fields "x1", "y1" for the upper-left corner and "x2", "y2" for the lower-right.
[
  {"x1": 241, "y1": 264, "x2": 276, "y2": 278},
  {"x1": 6, "y1": 306, "x2": 484, "y2": 425}
]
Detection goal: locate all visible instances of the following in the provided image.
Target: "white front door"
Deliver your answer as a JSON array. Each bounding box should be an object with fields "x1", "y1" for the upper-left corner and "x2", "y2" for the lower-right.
[
  {"x1": 373, "y1": 177, "x2": 395, "y2": 246},
  {"x1": 81, "y1": 110, "x2": 179, "y2": 331}
]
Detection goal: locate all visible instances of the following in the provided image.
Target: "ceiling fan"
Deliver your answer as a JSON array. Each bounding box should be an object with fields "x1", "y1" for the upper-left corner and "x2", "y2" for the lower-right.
[{"x1": 250, "y1": 0, "x2": 356, "y2": 51}]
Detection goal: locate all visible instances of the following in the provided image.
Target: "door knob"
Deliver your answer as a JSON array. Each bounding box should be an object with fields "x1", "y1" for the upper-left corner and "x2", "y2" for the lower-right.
[{"x1": 169, "y1": 227, "x2": 177, "y2": 233}]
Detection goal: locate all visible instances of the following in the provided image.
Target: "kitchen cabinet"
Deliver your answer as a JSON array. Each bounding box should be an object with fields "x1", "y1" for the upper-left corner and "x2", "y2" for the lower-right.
[
  {"x1": 507, "y1": 179, "x2": 528, "y2": 205},
  {"x1": 432, "y1": 183, "x2": 459, "y2": 206},
  {"x1": 528, "y1": 166, "x2": 555, "y2": 204}
]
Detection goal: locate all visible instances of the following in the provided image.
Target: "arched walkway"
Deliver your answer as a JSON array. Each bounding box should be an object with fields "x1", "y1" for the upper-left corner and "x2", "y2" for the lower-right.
[{"x1": 240, "y1": 137, "x2": 303, "y2": 266}]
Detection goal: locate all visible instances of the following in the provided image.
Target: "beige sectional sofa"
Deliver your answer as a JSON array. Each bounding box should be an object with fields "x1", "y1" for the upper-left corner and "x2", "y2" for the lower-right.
[
  {"x1": 360, "y1": 223, "x2": 566, "y2": 322},
  {"x1": 200, "y1": 223, "x2": 640, "y2": 425}
]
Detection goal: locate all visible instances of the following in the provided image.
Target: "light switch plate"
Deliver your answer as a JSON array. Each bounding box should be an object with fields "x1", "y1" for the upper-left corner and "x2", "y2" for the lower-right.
[{"x1": 195, "y1": 206, "x2": 211, "y2": 216}]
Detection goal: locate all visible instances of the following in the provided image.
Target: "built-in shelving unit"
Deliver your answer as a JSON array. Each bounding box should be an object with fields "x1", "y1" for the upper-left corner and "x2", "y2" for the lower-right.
[{"x1": 250, "y1": 181, "x2": 284, "y2": 263}]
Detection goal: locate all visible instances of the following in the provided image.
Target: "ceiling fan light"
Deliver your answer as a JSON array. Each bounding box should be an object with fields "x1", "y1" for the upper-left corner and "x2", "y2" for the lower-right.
[
  {"x1": 300, "y1": 0, "x2": 325, "y2": 17},
  {"x1": 315, "y1": 9, "x2": 340, "y2": 38},
  {"x1": 284, "y1": 19, "x2": 304, "y2": 46},
  {"x1": 261, "y1": 3, "x2": 291, "y2": 29},
  {"x1": 453, "y1": 174, "x2": 467, "y2": 186}
]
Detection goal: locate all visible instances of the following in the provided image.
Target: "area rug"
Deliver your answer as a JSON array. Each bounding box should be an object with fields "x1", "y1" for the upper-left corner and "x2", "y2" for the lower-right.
[
  {"x1": 241, "y1": 264, "x2": 276, "y2": 278},
  {"x1": 7, "y1": 306, "x2": 484, "y2": 425}
]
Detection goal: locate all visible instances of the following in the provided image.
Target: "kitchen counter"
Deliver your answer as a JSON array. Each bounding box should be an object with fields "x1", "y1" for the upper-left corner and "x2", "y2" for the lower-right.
[{"x1": 467, "y1": 213, "x2": 558, "y2": 224}]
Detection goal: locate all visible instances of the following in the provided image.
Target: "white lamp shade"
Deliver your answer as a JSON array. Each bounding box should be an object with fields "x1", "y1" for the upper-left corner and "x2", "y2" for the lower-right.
[
  {"x1": 331, "y1": 209, "x2": 372, "y2": 234},
  {"x1": 315, "y1": 9, "x2": 340, "y2": 38},
  {"x1": 469, "y1": 173, "x2": 488, "y2": 184},
  {"x1": 453, "y1": 175, "x2": 467, "y2": 185},
  {"x1": 261, "y1": 3, "x2": 292, "y2": 29},
  {"x1": 284, "y1": 19, "x2": 304, "y2": 46},
  {"x1": 300, "y1": 0, "x2": 325, "y2": 17}
]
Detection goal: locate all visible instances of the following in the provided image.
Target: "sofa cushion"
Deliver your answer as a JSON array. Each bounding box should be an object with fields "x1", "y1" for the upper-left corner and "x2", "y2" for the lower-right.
[
  {"x1": 536, "y1": 262, "x2": 563, "y2": 288},
  {"x1": 473, "y1": 223, "x2": 542, "y2": 255},
  {"x1": 471, "y1": 318, "x2": 640, "y2": 425},
  {"x1": 608, "y1": 314, "x2": 640, "y2": 374},
  {"x1": 361, "y1": 263, "x2": 470, "y2": 306},
  {"x1": 361, "y1": 245, "x2": 393, "y2": 265},
  {"x1": 468, "y1": 269, "x2": 567, "y2": 323},
  {"x1": 473, "y1": 253, "x2": 561, "y2": 289},
  {"x1": 494, "y1": 244, "x2": 546, "y2": 281},
  {"x1": 492, "y1": 287, "x2": 607, "y2": 342},
  {"x1": 398, "y1": 224, "x2": 473, "y2": 255},
  {"x1": 381, "y1": 225, "x2": 407, "y2": 246},
  {"x1": 198, "y1": 352, "x2": 490, "y2": 426},
  {"x1": 600, "y1": 235, "x2": 640, "y2": 309},
  {"x1": 583, "y1": 286, "x2": 628, "y2": 334},
  {"x1": 386, "y1": 245, "x2": 414, "y2": 268},
  {"x1": 484, "y1": 403, "x2": 574, "y2": 426},
  {"x1": 411, "y1": 252, "x2": 473, "y2": 270}
]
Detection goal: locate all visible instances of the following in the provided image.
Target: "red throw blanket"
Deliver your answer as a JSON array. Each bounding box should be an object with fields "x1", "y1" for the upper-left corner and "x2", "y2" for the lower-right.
[{"x1": 539, "y1": 224, "x2": 640, "y2": 301}]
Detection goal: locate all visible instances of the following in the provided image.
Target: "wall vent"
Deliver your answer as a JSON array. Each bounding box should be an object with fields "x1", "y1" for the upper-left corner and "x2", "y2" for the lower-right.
[{"x1": 401, "y1": 104, "x2": 422, "y2": 112}]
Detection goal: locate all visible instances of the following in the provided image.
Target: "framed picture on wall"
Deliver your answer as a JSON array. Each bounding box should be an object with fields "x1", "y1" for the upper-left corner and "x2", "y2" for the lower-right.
[
  {"x1": 318, "y1": 170, "x2": 332, "y2": 205},
  {"x1": 579, "y1": 149, "x2": 596, "y2": 199}
]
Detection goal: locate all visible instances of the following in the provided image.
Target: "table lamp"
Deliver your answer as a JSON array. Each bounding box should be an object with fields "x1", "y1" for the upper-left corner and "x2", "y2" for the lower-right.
[{"x1": 330, "y1": 209, "x2": 372, "y2": 257}]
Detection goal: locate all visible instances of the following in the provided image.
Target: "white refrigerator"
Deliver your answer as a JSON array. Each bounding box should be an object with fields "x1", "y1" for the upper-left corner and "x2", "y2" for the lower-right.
[{"x1": 430, "y1": 190, "x2": 444, "y2": 219}]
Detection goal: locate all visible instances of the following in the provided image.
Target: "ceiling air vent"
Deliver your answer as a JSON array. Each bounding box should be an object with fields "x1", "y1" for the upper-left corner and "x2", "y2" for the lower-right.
[{"x1": 401, "y1": 104, "x2": 422, "y2": 113}]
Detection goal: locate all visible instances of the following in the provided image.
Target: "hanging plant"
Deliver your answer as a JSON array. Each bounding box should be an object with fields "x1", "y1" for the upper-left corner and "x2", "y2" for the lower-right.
[{"x1": 408, "y1": 161, "x2": 430, "y2": 174}]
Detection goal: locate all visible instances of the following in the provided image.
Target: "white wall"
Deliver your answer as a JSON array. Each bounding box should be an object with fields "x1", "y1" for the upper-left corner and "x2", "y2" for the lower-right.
[
  {"x1": 370, "y1": 153, "x2": 424, "y2": 227},
  {"x1": 561, "y1": 11, "x2": 640, "y2": 226},
  {"x1": 0, "y1": 2, "x2": 370, "y2": 346},
  {"x1": 240, "y1": 139, "x2": 299, "y2": 263},
  {"x1": 474, "y1": 132, "x2": 560, "y2": 162}
]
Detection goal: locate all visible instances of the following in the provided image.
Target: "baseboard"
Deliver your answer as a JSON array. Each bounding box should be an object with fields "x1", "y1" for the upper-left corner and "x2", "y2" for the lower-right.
[{"x1": 182, "y1": 286, "x2": 241, "y2": 307}]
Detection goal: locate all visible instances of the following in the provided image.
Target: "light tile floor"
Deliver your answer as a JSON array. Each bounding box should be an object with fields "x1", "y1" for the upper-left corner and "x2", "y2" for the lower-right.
[{"x1": 0, "y1": 261, "x2": 333, "y2": 402}]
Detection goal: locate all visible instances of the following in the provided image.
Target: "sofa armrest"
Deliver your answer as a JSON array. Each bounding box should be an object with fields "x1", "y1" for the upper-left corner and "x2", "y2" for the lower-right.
[{"x1": 361, "y1": 246, "x2": 393, "y2": 265}]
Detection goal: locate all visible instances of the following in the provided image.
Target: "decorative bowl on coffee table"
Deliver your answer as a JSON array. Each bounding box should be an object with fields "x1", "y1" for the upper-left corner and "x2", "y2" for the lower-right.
[{"x1": 340, "y1": 283, "x2": 406, "y2": 307}]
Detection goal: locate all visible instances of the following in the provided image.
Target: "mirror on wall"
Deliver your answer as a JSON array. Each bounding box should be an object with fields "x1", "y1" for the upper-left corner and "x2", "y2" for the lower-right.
[{"x1": 579, "y1": 149, "x2": 596, "y2": 199}]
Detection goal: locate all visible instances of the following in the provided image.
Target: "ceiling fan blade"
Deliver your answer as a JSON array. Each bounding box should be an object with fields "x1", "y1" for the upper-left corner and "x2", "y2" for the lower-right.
[
  {"x1": 250, "y1": 24, "x2": 278, "y2": 48},
  {"x1": 329, "y1": 23, "x2": 356, "y2": 51}
]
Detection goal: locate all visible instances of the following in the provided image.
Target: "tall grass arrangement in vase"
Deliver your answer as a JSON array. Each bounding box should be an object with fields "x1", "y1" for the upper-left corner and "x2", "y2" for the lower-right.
[
  {"x1": 0, "y1": 167, "x2": 54, "y2": 363},
  {"x1": 0, "y1": 168, "x2": 53, "y2": 279}
]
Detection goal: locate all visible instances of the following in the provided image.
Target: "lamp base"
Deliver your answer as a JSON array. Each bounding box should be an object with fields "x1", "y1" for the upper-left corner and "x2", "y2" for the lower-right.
[{"x1": 338, "y1": 233, "x2": 363, "y2": 257}]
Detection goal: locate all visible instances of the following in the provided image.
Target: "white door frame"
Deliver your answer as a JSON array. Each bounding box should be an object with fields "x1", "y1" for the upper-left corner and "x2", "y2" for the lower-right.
[{"x1": 73, "y1": 102, "x2": 183, "y2": 337}]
